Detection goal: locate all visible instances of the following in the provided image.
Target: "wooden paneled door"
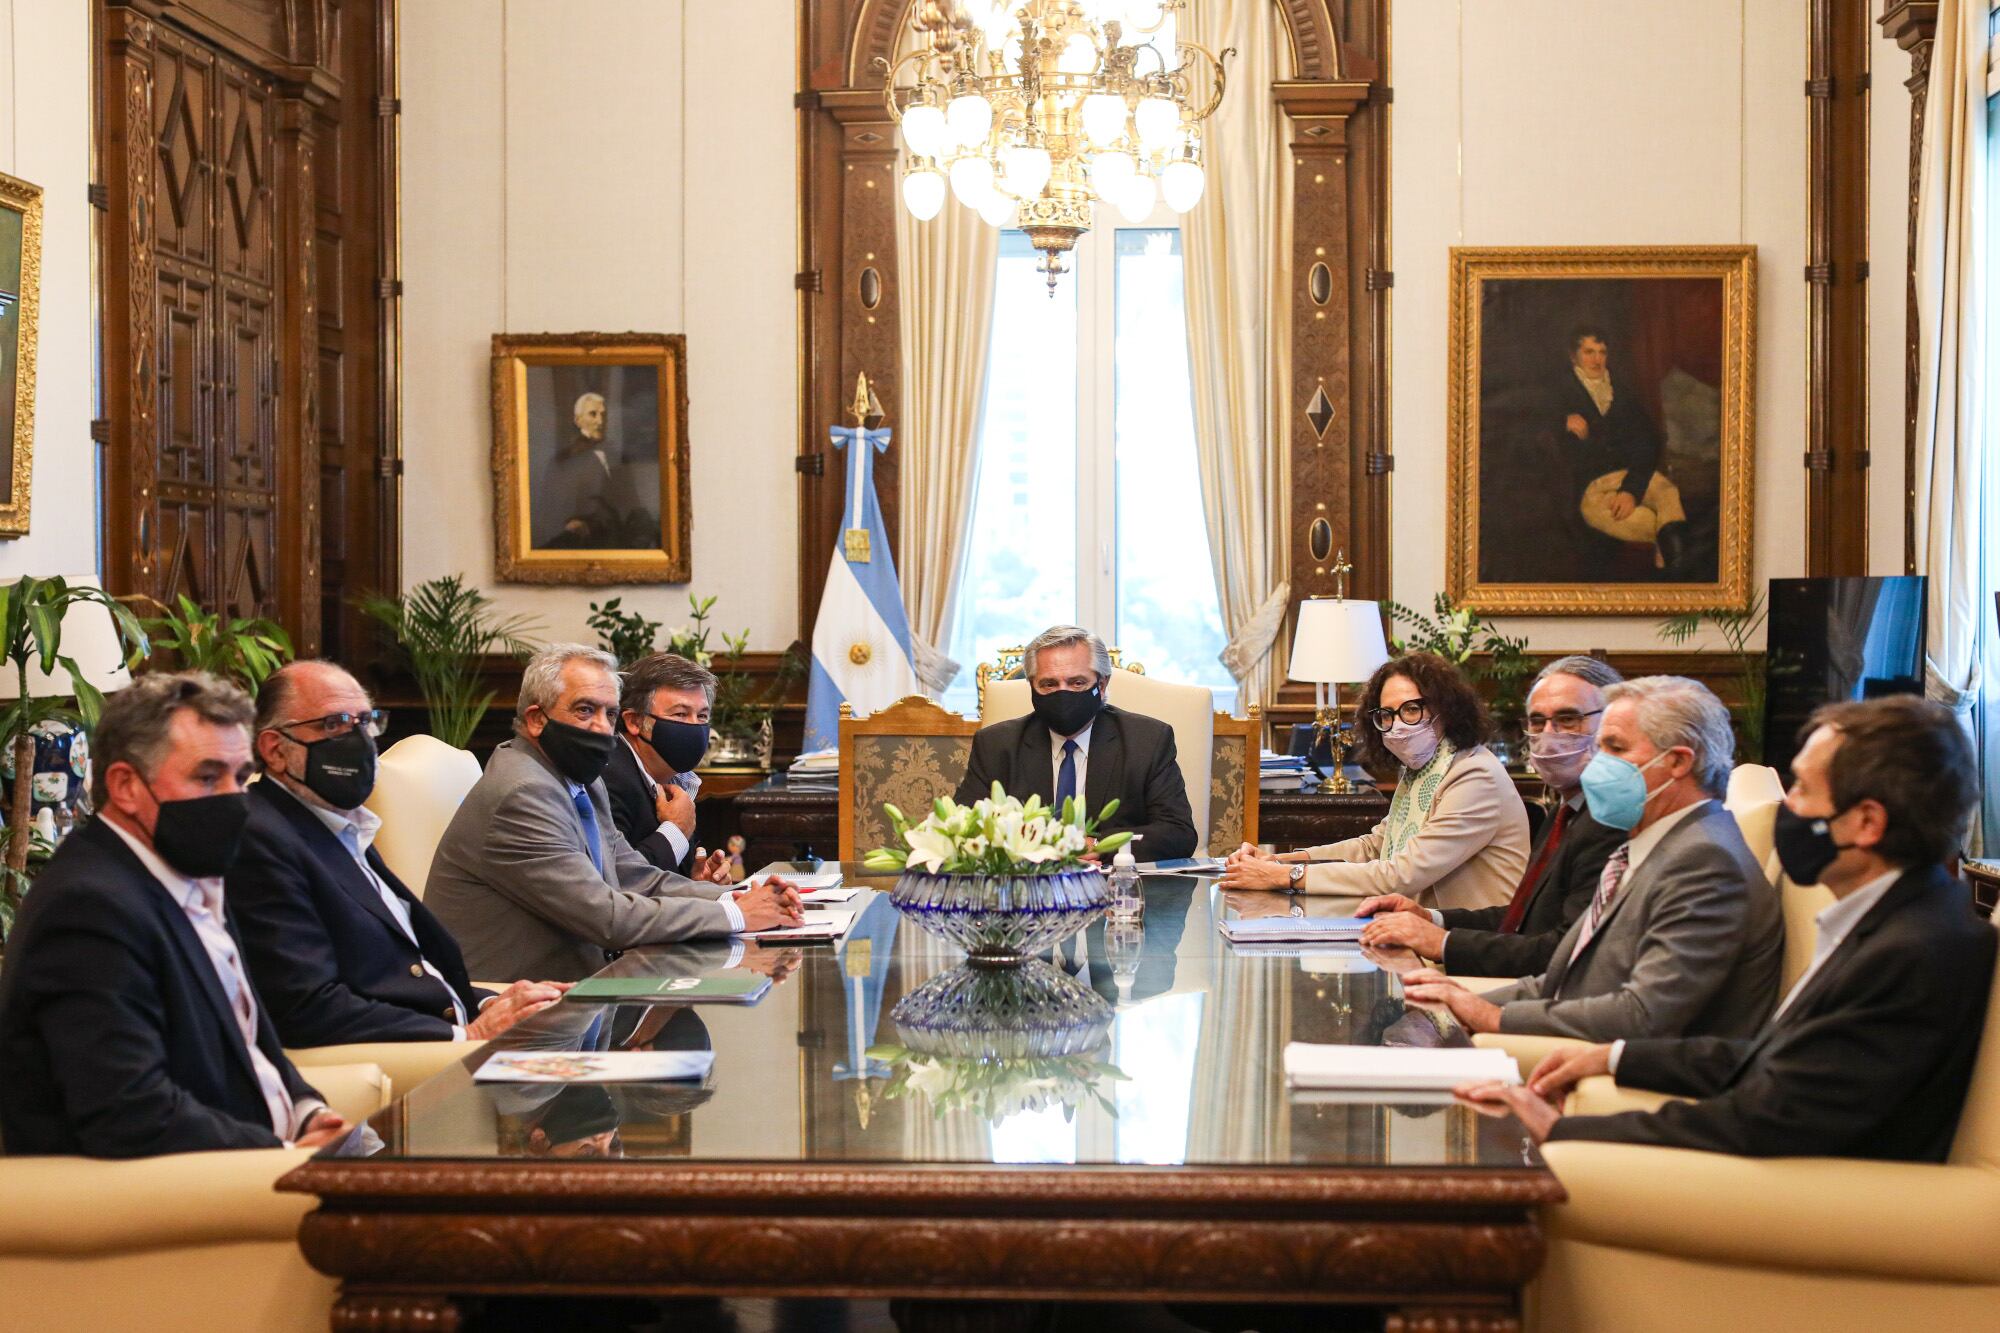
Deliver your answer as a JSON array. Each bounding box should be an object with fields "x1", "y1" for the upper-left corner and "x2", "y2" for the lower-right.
[{"x1": 97, "y1": 0, "x2": 399, "y2": 662}]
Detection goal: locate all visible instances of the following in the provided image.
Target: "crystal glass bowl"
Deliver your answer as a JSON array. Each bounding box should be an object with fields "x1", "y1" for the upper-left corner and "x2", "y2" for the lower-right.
[
  {"x1": 889, "y1": 868, "x2": 1107, "y2": 968},
  {"x1": 891, "y1": 959, "x2": 1113, "y2": 1061}
]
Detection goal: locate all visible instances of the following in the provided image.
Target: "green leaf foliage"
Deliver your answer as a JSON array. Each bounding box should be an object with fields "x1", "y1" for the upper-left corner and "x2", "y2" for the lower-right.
[
  {"x1": 359, "y1": 575, "x2": 543, "y2": 749},
  {"x1": 137, "y1": 593, "x2": 295, "y2": 693},
  {"x1": 1655, "y1": 591, "x2": 1768, "y2": 760}
]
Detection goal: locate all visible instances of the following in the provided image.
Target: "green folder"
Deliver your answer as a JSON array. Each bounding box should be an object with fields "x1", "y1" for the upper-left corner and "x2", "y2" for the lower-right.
[{"x1": 565, "y1": 972, "x2": 772, "y2": 1004}]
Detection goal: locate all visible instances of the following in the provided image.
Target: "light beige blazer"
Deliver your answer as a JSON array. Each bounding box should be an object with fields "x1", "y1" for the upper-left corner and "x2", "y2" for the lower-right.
[{"x1": 1297, "y1": 744, "x2": 1530, "y2": 910}]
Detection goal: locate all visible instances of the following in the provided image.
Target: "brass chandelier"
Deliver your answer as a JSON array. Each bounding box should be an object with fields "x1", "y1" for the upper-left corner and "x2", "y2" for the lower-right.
[{"x1": 883, "y1": 1, "x2": 1231, "y2": 292}]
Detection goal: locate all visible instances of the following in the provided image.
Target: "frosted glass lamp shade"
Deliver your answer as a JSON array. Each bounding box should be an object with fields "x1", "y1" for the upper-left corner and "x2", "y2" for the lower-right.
[
  {"x1": 0, "y1": 577, "x2": 134, "y2": 701},
  {"x1": 949, "y1": 154, "x2": 995, "y2": 206},
  {"x1": 1081, "y1": 93, "x2": 1128, "y2": 148},
  {"x1": 947, "y1": 93, "x2": 994, "y2": 149},
  {"x1": 1116, "y1": 171, "x2": 1156, "y2": 222},
  {"x1": 1057, "y1": 33, "x2": 1098, "y2": 74},
  {"x1": 1134, "y1": 96, "x2": 1180, "y2": 152},
  {"x1": 901, "y1": 103, "x2": 949, "y2": 159},
  {"x1": 1088, "y1": 149, "x2": 1135, "y2": 198},
  {"x1": 977, "y1": 189, "x2": 1017, "y2": 226},
  {"x1": 902, "y1": 165, "x2": 947, "y2": 220},
  {"x1": 1287, "y1": 598, "x2": 1391, "y2": 686},
  {"x1": 1160, "y1": 157, "x2": 1205, "y2": 212},
  {"x1": 1003, "y1": 144, "x2": 1052, "y2": 199}
]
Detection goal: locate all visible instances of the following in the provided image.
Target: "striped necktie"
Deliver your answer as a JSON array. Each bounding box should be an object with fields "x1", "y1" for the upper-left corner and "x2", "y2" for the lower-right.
[{"x1": 1566, "y1": 842, "x2": 1631, "y2": 967}]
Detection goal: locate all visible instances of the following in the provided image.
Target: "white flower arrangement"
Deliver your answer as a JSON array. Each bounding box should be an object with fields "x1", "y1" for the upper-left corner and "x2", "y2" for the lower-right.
[
  {"x1": 867, "y1": 1043, "x2": 1128, "y2": 1122},
  {"x1": 863, "y1": 782, "x2": 1133, "y2": 876}
]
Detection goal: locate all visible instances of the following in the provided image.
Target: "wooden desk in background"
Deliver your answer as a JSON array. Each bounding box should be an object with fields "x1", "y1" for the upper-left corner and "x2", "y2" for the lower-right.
[{"x1": 710, "y1": 775, "x2": 1398, "y2": 867}]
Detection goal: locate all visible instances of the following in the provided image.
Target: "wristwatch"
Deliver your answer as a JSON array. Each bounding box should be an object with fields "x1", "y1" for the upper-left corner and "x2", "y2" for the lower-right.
[{"x1": 1288, "y1": 862, "x2": 1306, "y2": 890}]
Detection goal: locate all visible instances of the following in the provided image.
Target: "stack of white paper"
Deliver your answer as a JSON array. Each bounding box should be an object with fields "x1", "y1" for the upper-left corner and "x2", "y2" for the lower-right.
[
  {"x1": 1219, "y1": 915, "x2": 1368, "y2": 943},
  {"x1": 744, "y1": 908, "x2": 855, "y2": 942},
  {"x1": 750, "y1": 865, "x2": 846, "y2": 893},
  {"x1": 1282, "y1": 1042, "x2": 1520, "y2": 1091},
  {"x1": 474, "y1": 1050, "x2": 715, "y2": 1084}
]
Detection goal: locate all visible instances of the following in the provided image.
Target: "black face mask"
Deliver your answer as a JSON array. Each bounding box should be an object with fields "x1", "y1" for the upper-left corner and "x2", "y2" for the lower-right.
[
  {"x1": 145, "y1": 786, "x2": 252, "y2": 879},
  {"x1": 295, "y1": 728, "x2": 378, "y2": 811},
  {"x1": 645, "y1": 718, "x2": 710, "y2": 775},
  {"x1": 1031, "y1": 682, "x2": 1105, "y2": 738},
  {"x1": 1773, "y1": 804, "x2": 1854, "y2": 886},
  {"x1": 537, "y1": 718, "x2": 618, "y2": 786}
]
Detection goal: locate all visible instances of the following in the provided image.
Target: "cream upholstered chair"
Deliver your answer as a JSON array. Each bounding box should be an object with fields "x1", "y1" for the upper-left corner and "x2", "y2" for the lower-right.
[
  {"x1": 0, "y1": 1061, "x2": 393, "y2": 1332},
  {"x1": 289, "y1": 1037, "x2": 478, "y2": 1094},
  {"x1": 982, "y1": 667, "x2": 1217, "y2": 856},
  {"x1": 1724, "y1": 761, "x2": 1785, "y2": 812},
  {"x1": 1531, "y1": 922, "x2": 2000, "y2": 1332},
  {"x1": 363, "y1": 733, "x2": 483, "y2": 898}
]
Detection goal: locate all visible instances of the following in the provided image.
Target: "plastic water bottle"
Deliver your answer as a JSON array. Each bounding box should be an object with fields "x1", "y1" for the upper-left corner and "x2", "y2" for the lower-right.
[{"x1": 1108, "y1": 843, "x2": 1143, "y2": 923}]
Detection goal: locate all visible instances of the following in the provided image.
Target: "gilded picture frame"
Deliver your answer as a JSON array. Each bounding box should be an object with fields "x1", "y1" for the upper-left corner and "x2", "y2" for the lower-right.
[
  {"x1": 0, "y1": 170, "x2": 43, "y2": 537},
  {"x1": 1446, "y1": 245, "x2": 1756, "y2": 615},
  {"x1": 491, "y1": 332, "x2": 691, "y2": 584}
]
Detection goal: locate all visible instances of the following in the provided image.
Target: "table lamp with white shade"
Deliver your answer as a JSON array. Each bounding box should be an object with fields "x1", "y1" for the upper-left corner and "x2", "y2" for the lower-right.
[{"x1": 1287, "y1": 596, "x2": 1391, "y2": 793}]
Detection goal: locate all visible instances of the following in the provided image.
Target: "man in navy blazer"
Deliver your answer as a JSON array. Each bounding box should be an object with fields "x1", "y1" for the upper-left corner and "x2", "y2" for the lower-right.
[
  {"x1": 0, "y1": 672, "x2": 349, "y2": 1156},
  {"x1": 229, "y1": 661, "x2": 566, "y2": 1049}
]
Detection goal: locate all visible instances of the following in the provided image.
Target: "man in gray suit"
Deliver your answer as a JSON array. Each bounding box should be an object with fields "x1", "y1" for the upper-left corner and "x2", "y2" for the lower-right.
[
  {"x1": 1404, "y1": 676, "x2": 1781, "y2": 1042},
  {"x1": 427, "y1": 645, "x2": 803, "y2": 981}
]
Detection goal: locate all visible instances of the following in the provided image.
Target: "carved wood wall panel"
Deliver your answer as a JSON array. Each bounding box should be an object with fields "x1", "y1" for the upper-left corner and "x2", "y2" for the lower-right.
[
  {"x1": 1880, "y1": 1, "x2": 1936, "y2": 574},
  {"x1": 98, "y1": 0, "x2": 398, "y2": 662},
  {"x1": 797, "y1": 1, "x2": 1390, "y2": 643}
]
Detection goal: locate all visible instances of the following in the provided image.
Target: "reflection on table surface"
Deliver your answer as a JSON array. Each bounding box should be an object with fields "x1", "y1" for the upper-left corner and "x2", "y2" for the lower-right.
[{"x1": 340, "y1": 868, "x2": 1539, "y2": 1171}]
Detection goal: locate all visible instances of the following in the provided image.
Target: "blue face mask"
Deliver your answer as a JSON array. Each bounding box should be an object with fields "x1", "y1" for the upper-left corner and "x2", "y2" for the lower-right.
[{"x1": 1579, "y1": 749, "x2": 1671, "y2": 831}]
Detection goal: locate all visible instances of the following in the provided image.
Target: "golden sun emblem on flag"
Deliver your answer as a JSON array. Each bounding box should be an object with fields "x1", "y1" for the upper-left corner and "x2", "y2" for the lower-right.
[{"x1": 848, "y1": 643, "x2": 873, "y2": 666}]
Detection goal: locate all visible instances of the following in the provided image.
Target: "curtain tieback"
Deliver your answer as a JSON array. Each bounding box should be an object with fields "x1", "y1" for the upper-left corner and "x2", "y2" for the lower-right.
[
  {"x1": 1925, "y1": 655, "x2": 1981, "y2": 713},
  {"x1": 911, "y1": 634, "x2": 962, "y2": 698},
  {"x1": 1219, "y1": 581, "x2": 1291, "y2": 682}
]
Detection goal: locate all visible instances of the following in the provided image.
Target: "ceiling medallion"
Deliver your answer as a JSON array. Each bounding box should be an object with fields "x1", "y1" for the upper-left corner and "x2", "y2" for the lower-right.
[{"x1": 882, "y1": 1, "x2": 1231, "y2": 293}]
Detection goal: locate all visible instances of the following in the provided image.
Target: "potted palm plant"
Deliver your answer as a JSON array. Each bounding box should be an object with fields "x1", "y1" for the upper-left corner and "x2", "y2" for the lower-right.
[
  {"x1": 359, "y1": 575, "x2": 541, "y2": 749},
  {"x1": 136, "y1": 594, "x2": 293, "y2": 692}
]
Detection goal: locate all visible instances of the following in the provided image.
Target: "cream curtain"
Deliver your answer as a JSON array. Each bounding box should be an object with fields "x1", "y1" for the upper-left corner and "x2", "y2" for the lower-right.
[
  {"x1": 896, "y1": 168, "x2": 999, "y2": 697},
  {"x1": 1910, "y1": 0, "x2": 1995, "y2": 841},
  {"x1": 1180, "y1": 0, "x2": 1291, "y2": 711}
]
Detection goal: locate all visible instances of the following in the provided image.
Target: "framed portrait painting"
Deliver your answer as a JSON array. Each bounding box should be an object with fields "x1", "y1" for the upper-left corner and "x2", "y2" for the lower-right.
[
  {"x1": 491, "y1": 332, "x2": 691, "y2": 584},
  {"x1": 1446, "y1": 246, "x2": 1756, "y2": 615},
  {"x1": 0, "y1": 171, "x2": 42, "y2": 537}
]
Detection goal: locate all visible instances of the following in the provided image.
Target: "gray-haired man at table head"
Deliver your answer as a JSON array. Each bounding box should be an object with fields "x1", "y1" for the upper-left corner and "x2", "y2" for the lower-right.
[
  {"x1": 425, "y1": 645, "x2": 803, "y2": 982},
  {"x1": 1358, "y1": 656, "x2": 1627, "y2": 977},
  {"x1": 1402, "y1": 675, "x2": 1781, "y2": 1043}
]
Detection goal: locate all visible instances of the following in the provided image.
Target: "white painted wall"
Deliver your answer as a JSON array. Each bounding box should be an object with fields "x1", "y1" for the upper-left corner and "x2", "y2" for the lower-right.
[
  {"x1": 401, "y1": 0, "x2": 798, "y2": 648},
  {"x1": 0, "y1": 0, "x2": 97, "y2": 581},
  {"x1": 1388, "y1": 0, "x2": 1908, "y2": 650}
]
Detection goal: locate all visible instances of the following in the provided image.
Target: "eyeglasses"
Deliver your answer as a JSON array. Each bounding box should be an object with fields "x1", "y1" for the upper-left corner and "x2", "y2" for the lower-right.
[
  {"x1": 1365, "y1": 698, "x2": 1431, "y2": 731},
  {"x1": 1524, "y1": 708, "x2": 1604, "y2": 735},
  {"x1": 276, "y1": 709, "x2": 387, "y2": 741}
]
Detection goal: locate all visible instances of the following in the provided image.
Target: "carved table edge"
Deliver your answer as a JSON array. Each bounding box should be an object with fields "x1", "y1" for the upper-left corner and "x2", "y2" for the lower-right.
[{"x1": 277, "y1": 1159, "x2": 1566, "y2": 1212}]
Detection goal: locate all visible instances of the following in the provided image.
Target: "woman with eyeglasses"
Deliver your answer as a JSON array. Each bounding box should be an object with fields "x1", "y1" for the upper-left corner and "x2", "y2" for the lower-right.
[{"x1": 1220, "y1": 651, "x2": 1530, "y2": 910}]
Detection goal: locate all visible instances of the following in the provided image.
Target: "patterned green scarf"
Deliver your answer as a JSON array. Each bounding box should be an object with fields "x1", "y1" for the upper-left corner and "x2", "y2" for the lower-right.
[{"x1": 1379, "y1": 741, "x2": 1458, "y2": 861}]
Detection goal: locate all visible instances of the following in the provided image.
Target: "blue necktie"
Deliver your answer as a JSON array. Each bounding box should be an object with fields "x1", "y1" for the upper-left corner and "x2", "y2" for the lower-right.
[
  {"x1": 570, "y1": 787, "x2": 605, "y2": 875},
  {"x1": 1055, "y1": 738, "x2": 1079, "y2": 811}
]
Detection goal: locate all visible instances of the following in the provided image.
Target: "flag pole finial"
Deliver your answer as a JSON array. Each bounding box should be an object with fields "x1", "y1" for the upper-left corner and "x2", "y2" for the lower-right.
[{"x1": 850, "y1": 373, "x2": 884, "y2": 430}]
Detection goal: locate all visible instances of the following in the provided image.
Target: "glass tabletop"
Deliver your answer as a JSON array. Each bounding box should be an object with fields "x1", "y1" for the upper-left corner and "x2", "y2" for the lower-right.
[{"x1": 336, "y1": 867, "x2": 1539, "y2": 1172}]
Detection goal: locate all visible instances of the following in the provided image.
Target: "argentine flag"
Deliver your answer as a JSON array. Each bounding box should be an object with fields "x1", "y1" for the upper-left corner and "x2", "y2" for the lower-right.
[{"x1": 804, "y1": 425, "x2": 920, "y2": 751}]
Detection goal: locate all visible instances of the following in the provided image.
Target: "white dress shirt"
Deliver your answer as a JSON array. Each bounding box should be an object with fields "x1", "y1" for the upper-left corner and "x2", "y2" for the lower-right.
[
  {"x1": 619, "y1": 734, "x2": 701, "y2": 863},
  {"x1": 564, "y1": 775, "x2": 745, "y2": 934},
  {"x1": 271, "y1": 779, "x2": 475, "y2": 1036},
  {"x1": 1773, "y1": 868, "x2": 1901, "y2": 1018},
  {"x1": 1573, "y1": 366, "x2": 1615, "y2": 415},
  {"x1": 104, "y1": 815, "x2": 326, "y2": 1143},
  {"x1": 1049, "y1": 722, "x2": 1094, "y2": 807}
]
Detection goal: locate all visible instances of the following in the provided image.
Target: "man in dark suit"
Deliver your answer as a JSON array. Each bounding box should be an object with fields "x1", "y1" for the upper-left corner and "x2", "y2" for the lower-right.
[
  {"x1": 229, "y1": 661, "x2": 567, "y2": 1049},
  {"x1": 1555, "y1": 325, "x2": 1695, "y2": 578},
  {"x1": 954, "y1": 625, "x2": 1198, "y2": 860},
  {"x1": 1358, "y1": 656, "x2": 1625, "y2": 977},
  {"x1": 1465, "y1": 695, "x2": 1996, "y2": 1163},
  {"x1": 0, "y1": 672, "x2": 350, "y2": 1156},
  {"x1": 604, "y1": 651, "x2": 729, "y2": 879}
]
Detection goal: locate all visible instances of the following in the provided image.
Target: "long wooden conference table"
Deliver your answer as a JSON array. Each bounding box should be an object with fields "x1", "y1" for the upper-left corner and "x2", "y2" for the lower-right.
[{"x1": 280, "y1": 869, "x2": 1562, "y2": 1331}]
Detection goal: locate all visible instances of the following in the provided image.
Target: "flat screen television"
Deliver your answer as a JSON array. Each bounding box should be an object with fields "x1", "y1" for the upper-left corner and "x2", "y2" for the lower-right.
[{"x1": 1762, "y1": 576, "x2": 1927, "y2": 780}]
